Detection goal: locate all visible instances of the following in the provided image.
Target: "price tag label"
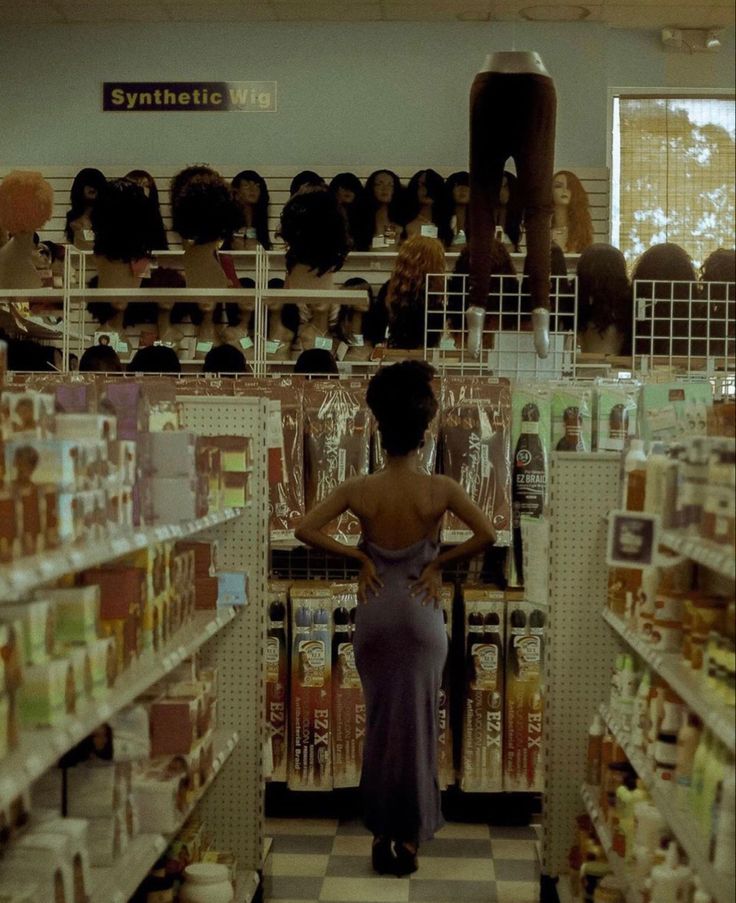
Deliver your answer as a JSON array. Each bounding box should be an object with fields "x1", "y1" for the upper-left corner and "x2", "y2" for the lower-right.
[
  {"x1": 240, "y1": 336, "x2": 253, "y2": 350},
  {"x1": 111, "y1": 538, "x2": 128, "y2": 557},
  {"x1": 205, "y1": 620, "x2": 218, "y2": 636},
  {"x1": 69, "y1": 550, "x2": 85, "y2": 569},
  {"x1": 25, "y1": 754, "x2": 43, "y2": 776},
  {"x1": 265, "y1": 339, "x2": 282, "y2": 355},
  {"x1": 314, "y1": 336, "x2": 332, "y2": 351},
  {"x1": 163, "y1": 655, "x2": 175, "y2": 671},
  {"x1": 98, "y1": 703, "x2": 113, "y2": 722},
  {"x1": 196, "y1": 341, "x2": 214, "y2": 353}
]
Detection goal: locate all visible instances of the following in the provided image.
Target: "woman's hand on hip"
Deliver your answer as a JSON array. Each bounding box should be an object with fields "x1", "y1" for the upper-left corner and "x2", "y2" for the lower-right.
[
  {"x1": 358, "y1": 559, "x2": 383, "y2": 604},
  {"x1": 411, "y1": 561, "x2": 442, "y2": 609}
]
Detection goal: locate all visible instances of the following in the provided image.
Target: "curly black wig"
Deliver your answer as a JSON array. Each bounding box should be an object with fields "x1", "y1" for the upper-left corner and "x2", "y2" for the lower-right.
[{"x1": 91, "y1": 178, "x2": 157, "y2": 262}]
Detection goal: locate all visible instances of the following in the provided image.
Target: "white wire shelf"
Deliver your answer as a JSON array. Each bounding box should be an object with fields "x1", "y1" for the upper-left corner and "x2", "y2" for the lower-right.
[
  {"x1": 0, "y1": 609, "x2": 238, "y2": 809},
  {"x1": 580, "y1": 783, "x2": 635, "y2": 903},
  {"x1": 89, "y1": 728, "x2": 240, "y2": 903},
  {"x1": 600, "y1": 704, "x2": 735, "y2": 903},
  {"x1": 602, "y1": 608, "x2": 736, "y2": 752},
  {"x1": 0, "y1": 507, "x2": 243, "y2": 601},
  {"x1": 659, "y1": 529, "x2": 736, "y2": 581}
]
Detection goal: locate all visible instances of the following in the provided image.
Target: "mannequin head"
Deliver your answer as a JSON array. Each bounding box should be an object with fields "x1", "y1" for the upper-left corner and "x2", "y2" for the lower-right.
[
  {"x1": 230, "y1": 170, "x2": 272, "y2": 250},
  {"x1": 279, "y1": 189, "x2": 349, "y2": 276},
  {"x1": 202, "y1": 343, "x2": 248, "y2": 374},
  {"x1": 385, "y1": 235, "x2": 446, "y2": 349},
  {"x1": 446, "y1": 171, "x2": 470, "y2": 208},
  {"x1": 632, "y1": 242, "x2": 697, "y2": 301},
  {"x1": 498, "y1": 170, "x2": 523, "y2": 250},
  {"x1": 552, "y1": 170, "x2": 593, "y2": 253},
  {"x1": 65, "y1": 168, "x2": 107, "y2": 241},
  {"x1": 125, "y1": 170, "x2": 169, "y2": 250},
  {"x1": 289, "y1": 171, "x2": 326, "y2": 196},
  {"x1": 294, "y1": 348, "x2": 339, "y2": 375},
  {"x1": 171, "y1": 165, "x2": 242, "y2": 245},
  {"x1": 576, "y1": 243, "x2": 632, "y2": 340},
  {"x1": 365, "y1": 170, "x2": 403, "y2": 212},
  {"x1": 405, "y1": 169, "x2": 451, "y2": 244},
  {"x1": 329, "y1": 173, "x2": 364, "y2": 208},
  {"x1": 128, "y1": 344, "x2": 181, "y2": 374},
  {"x1": 92, "y1": 178, "x2": 156, "y2": 262},
  {"x1": 701, "y1": 248, "x2": 735, "y2": 284},
  {"x1": 0, "y1": 171, "x2": 54, "y2": 235}
]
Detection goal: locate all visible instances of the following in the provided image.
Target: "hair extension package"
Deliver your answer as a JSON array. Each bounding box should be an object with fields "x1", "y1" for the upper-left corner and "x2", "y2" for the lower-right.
[
  {"x1": 330, "y1": 582, "x2": 364, "y2": 789},
  {"x1": 550, "y1": 385, "x2": 593, "y2": 453},
  {"x1": 637, "y1": 381, "x2": 712, "y2": 443},
  {"x1": 440, "y1": 377, "x2": 512, "y2": 546},
  {"x1": 460, "y1": 588, "x2": 505, "y2": 792},
  {"x1": 504, "y1": 594, "x2": 545, "y2": 793},
  {"x1": 288, "y1": 582, "x2": 333, "y2": 791},
  {"x1": 266, "y1": 580, "x2": 290, "y2": 782},
  {"x1": 437, "y1": 585, "x2": 454, "y2": 790},
  {"x1": 593, "y1": 380, "x2": 639, "y2": 451},
  {"x1": 249, "y1": 378, "x2": 305, "y2": 545},
  {"x1": 303, "y1": 379, "x2": 370, "y2": 543}
]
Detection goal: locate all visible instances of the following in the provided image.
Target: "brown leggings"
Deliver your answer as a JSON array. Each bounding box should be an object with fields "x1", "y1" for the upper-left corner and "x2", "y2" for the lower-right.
[{"x1": 469, "y1": 71, "x2": 557, "y2": 311}]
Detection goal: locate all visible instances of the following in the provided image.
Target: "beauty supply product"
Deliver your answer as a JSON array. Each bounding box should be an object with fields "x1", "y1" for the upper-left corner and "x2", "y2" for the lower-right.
[
  {"x1": 649, "y1": 842, "x2": 692, "y2": 903},
  {"x1": 623, "y1": 439, "x2": 647, "y2": 511},
  {"x1": 265, "y1": 582, "x2": 289, "y2": 782},
  {"x1": 551, "y1": 387, "x2": 592, "y2": 453},
  {"x1": 441, "y1": 377, "x2": 512, "y2": 546},
  {"x1": 595, "y1": 380, "x2": 639, "y2": 453},
  {"x1": 437, "y1": 586, "x2": 454, "y2": 789},
  {"x1": 330, "y1": 583, "x2": 364, "y2": 790},
  {"x1": 654, "y1": 695, "x2": 682, "y2": 783},
  {"x1": 288, "y1": 584, "x2": 333, "y2": 791},
  {"x1": 638, "y1": 381, "x2": 712, "y2": 443},
  {"x1": 586, "y1": 713, "x2": 604, "y2": 785},
  {"x1": 512, "y1": 396, "x2": 549, "y2": 581},
  {"x1": 460, "y1": 588, "x2": 505, "y2": 792},
  {"x1": 710, "y1": 765, "x2": 736, "y2": 874}
]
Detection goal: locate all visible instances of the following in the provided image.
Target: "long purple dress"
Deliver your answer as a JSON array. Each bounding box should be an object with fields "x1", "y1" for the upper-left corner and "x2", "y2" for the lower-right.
[{"x1": 353, "y1": 536, "x2": 448, "y2": 844}]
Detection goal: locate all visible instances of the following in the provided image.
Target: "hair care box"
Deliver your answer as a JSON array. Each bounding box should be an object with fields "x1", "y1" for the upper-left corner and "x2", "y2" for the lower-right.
[
  {"x1": 330, "y1": 583, "x2": 364, "y2": 789},
  {"x1": 460, "y1": 588, "x2": 505, "y2": 792},
  {"x1": 504, "y1": 594, "x2": 545, "y2": 792},
  {"x1": 638, "y1": 381, "x2": 713, "y2": 442},
  {"x1": 1, "y1": 600, "x2": 54, "y2": 666},
  {"x1": 303, "y1": 380, "x2": 370, "y2": 544},
  {"x1": 4, "y1": 439, "x2": 82, "y2": 491},
  {"x1": 19, "y1": 658, "x2": 75, "y2": 727},
  {"x1": 593, "y1": 380, "x2": 639, "y2": 451},
  {"x1": 441, "y1": 377, "x2": 512, "y2": 546},
  {"x1": 0, "y1": 491, "x2": 19, "y2": 562},
  {"x1": 266, "y1": 581, "x2": 290, "y2": 782},
  {"x1": 288, "y1": 583, "x2": 333, "y2": 791},
  {"x1": 55, "y1": 413, "x2": 117, "y2": 443},
  {"x1": 437, "y1": 585, "x2": 454, "y2": 789},
  {"x1": 0, "y1": 390, "x2": 54, "y2": 441},
  {"x1": 138, "y1": 431, "x2": 196, "y2": 479},
  {"x1": 217, "y1": 571, "x2": 248, "y2": 607},
  {"x1": 551, "y1": 386, "x2": 593, "y2": 453},
  {"x1": 43, "y1": 586, "x2": 100, "y2": 647}
]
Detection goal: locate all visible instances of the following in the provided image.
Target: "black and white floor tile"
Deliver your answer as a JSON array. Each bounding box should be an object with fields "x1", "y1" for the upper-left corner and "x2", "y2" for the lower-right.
[{"x1": 263, "y1": 817, "x2": 540, "y2": 903}]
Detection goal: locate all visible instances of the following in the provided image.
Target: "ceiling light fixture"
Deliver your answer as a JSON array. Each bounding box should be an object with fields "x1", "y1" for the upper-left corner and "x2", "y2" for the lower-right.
[
  {"x1": 705, "y1": 29, "x2": 722, "y2": 50},
  {"x1": 519, "y1": 5, "x2": 590, "y2": 22},
  {"x1": 661, "y1": 26, "x2": 723, "y2": 53}
]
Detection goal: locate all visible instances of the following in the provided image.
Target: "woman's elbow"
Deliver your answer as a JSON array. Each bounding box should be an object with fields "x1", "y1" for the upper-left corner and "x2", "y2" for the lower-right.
[{"x1": 294, "y1": 525, "x2": 307, "y2": 544}]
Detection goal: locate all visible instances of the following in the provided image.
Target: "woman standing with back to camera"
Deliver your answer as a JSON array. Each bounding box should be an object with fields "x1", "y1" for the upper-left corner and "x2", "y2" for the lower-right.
[{"x1": 295, "y1": 362, "x2": 495, "y2": 877}]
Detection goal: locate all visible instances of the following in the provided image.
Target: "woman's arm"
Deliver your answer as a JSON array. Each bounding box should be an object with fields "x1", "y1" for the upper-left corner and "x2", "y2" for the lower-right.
[{"x1": 293, "y1": 479, "x2": 369, "y2": 565}]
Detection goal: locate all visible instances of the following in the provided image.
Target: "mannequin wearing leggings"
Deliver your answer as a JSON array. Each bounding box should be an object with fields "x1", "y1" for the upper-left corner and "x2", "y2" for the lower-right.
[{"x1": 468, "y1": 51, "x2": 557, "y2": 358}]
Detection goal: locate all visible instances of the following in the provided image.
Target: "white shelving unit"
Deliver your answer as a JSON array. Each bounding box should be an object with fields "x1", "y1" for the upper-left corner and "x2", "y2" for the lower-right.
[
  {"x1": 660, "y1": 529, "x2": 736, "y2": 581},
  {"x1": 580, "y1": 784, "x2": 634, "y2": 903},
  {"x1": 89, "y1": 728, "x2": 240, "y2": 903},
  {"x1": 602, "y1": 608, "x2": 735, "y2": 752},
  {"x1": 600, "y1": 705, "x2": 735, "y2": 903},
  {"x1": 0, "y1": 608, "x2": 237, "y2": 809},
  {"x1": 0, "y1": 507, "x2": 243, "y2": 599}
]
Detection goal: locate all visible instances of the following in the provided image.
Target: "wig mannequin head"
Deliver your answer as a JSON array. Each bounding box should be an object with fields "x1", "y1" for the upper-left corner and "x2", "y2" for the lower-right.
[
  {"x1": 405, "y1": 169, "x2": 452, "y2": 245},
  {"x1": 365, "y1": 170, "x2": 403, "y2": 213},
  {"x1": 329, "y1": 173, "x2": 364, "y2": 207},
  {"x1": 576, "y1": 243, "x2": 632, "y2": 339},
  {"x1": 125, "y1": 169, "x2": 168, "y2": 250},
  {"x1": 385, "y1": 235, "x2": 446, "y2": 349},
  {"x1": 79, "y1": 344, "x2": 123, "y2": 372},
  {"x1": 366, "y1": 360, "x2": 438, "y2": 457},
  {"x1": 229, "y1": 170, "x2": 272, "y2": 250},
  {"x1": 279, "y1": 188, "x2": 350, "y2": 277},
  {"x1": 171, "y1": 165, "x2": 242, "y2": 245},
  {"x1": 552, "y1": 170, "x2": 593, "y2": 253},
  {"x1": 701, "y1": 248, "x2": 735, "y2": 284},
  {"x1": 202, "y1": 343, "x2": 248, "y2": 374},
  {"x1": 0, "y1": 171, "x2": 54, "y2": 234},
  {"x1": 632, "y1": 242, "x2": 697, "y2": 302},
  {"x1": 65, "y1": 168, "x2": 107, "y2": 240},
  {"x1": 294, "y1": 348, "x2": 339, "y2": 375},
  {"x1": 128, "y1": 344, "x2": 181, "y2": 374},
  {"x1": 92, "y1": 178, "x2": 156, "y2": 262},
  {"x1": 446, "y1": 171, "x2": 470, "y2": 205},
  {"x1": 289, "y1": 171, "x2": 326, "y2": 196}
]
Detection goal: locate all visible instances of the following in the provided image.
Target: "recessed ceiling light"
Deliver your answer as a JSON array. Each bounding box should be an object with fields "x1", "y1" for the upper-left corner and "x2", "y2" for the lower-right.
[{"x1": 519, "y1": 5, "x2": 590, "y2": 21}]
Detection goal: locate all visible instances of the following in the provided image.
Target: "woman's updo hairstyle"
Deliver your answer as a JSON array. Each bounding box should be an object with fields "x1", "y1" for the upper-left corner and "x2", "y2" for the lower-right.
[{"x1": 366, "y1": 361, "x2": 438, "y2": 457}]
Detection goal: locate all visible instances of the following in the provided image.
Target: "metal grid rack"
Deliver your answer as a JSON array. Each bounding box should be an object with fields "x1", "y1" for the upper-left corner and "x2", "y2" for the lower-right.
[
  {"x1": 178, "y1": 394, "x2": 269, "y2": 893},
  {"x1": 633, "y1": 278, "x2": 735, "y2": 375},
  {"x1": 424, "y1": 273, "x2": 577, "y2": 379},
  {"x1": 542, "y1": 453, "x2": 622, "y2": 886}
]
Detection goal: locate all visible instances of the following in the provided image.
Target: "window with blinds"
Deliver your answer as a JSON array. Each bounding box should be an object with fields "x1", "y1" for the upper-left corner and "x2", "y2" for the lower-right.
[{"x1": 611, "y1": 94, "x2": 735, "y2": 269}]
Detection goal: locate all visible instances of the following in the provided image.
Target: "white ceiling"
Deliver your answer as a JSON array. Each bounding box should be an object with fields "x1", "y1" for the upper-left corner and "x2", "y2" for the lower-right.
[{"x1": 0, "y1": 0, "x2": 733, "y2": 28}]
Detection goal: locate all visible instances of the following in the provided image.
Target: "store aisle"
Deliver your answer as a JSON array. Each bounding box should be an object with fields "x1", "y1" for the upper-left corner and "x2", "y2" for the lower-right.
[{"x1": 263, "y1": 817, "x2": 539, "y2": 902}]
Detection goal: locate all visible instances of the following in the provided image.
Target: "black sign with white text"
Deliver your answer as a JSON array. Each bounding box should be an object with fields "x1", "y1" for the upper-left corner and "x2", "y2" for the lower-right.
[{"x1": 102, "y1": 81, "x2": 277, "y2": 113}]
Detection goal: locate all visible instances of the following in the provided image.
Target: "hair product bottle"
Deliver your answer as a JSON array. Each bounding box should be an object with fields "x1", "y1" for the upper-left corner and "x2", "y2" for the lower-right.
[
  {"x1": 512, "y1": 403, "x2": 547, "y2": 579},
  {"x1": 623, "y1": 439, "x2": 647, "y2": 511}
]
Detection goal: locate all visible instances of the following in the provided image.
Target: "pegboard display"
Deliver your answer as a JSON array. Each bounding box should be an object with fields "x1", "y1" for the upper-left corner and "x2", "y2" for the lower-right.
[
  {"x1": 542, "y1": 453, "x2": 622, "y2": 881},
  {"x1": 178, "y1": 394, "x2": 269, "y2": 882}
]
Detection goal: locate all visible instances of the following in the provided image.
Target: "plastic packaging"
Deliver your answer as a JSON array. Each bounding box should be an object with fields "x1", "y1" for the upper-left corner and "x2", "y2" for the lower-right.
[{"x1": 623, "y1": 439, "x2": 647, "y2": 511}]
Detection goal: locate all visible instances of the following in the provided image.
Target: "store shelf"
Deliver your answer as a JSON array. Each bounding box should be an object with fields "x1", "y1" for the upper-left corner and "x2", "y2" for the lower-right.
[
  {"x1": 580, "y1": 784, "x2": 634, "y2": 902},
  {"x1": 603, "y1": 608, "x2": 736, "y2": 752},
  {"x1": 89, "y1": 728, "x2": 239, "y2": 903},
  {"x1": 0, "y1": 608, "x2": 238, "y2": 808},
  {"x1": 0, "y1": 507, "x2": 242, "y2": 600},
  {"x1": 600, "y1": 705, "x2": 735, "y2": 903},
  {"x1": 660, "y1": 529, "x2": 736, "y2": 581},
  {"x1": 237, "y1": 870, "x2": 261, "y2": 903}
]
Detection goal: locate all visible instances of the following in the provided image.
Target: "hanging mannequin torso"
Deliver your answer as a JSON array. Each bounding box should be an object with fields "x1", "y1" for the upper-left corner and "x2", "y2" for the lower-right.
[
  {"x1": 0, "y1": 232, "x2": 42, "y2": 289},
  {"x1": 481, "y1": 51, "x2": 550, "y2": 76}
]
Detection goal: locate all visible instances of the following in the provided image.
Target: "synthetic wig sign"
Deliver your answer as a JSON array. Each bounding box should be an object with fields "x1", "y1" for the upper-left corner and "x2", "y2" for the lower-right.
[{"x1": 103, "y1": 81, "x2": 277, "y2": 112}]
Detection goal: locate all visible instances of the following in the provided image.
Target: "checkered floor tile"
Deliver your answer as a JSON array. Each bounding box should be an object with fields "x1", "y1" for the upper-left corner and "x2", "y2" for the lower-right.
[{"x1": 263, "y1": 817, "x2": 540, "y2": 902}]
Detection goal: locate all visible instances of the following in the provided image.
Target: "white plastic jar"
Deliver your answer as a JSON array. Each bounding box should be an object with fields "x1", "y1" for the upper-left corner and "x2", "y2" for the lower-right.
[{"x1": 180, "y1": 863, "x2": 234, "y2": 903}]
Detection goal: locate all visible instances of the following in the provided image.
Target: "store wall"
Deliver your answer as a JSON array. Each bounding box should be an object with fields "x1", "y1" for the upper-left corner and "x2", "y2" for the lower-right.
[{"x1": 0, "y1": 22, "x2": 733, "y2": 170}]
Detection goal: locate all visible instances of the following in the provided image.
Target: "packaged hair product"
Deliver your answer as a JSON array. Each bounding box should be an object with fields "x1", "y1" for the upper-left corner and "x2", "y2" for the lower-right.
[
  {"x1": 594, "y1": 380, "x2": 640, "y2": 451},
  {"x1": 638, "y1": 381, "x2": 712, "y2": 443},
  {"x1": 303, "y1": 380, "x2": 370, "y2": 543},
  {"x1": 441, "y1": 377, "x2": 512, "y2": 545},
  {"x1": 437, "y1": 585, "x2": 454, "y2": 789},
  {"x1": 551, "y1": 385, "x2": 592, "y2": 452},
  {"x1": 266, "y1": 580, "x2": 290, "y2": 782},
  {"x1": 460, "y1": 588, "x2": 505, "y2": 792},
  {"x1": 330, "y1": 582, "x2": 364, "y2": 789},
  {"x1": 288, "y1": 583, "x2": 333, "y2": 791},
  {"x1": 504, "y1": 595, "x2": 545, "y2": 792}
]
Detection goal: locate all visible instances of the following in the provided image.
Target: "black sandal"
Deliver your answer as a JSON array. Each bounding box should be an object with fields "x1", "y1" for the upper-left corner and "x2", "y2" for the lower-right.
[
  {"x1": 371, "y1": 836, "x2": 395, "y2": 875},
  {"x1": 393, "y1": 841, "x2": 419, "y2": 876}
]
